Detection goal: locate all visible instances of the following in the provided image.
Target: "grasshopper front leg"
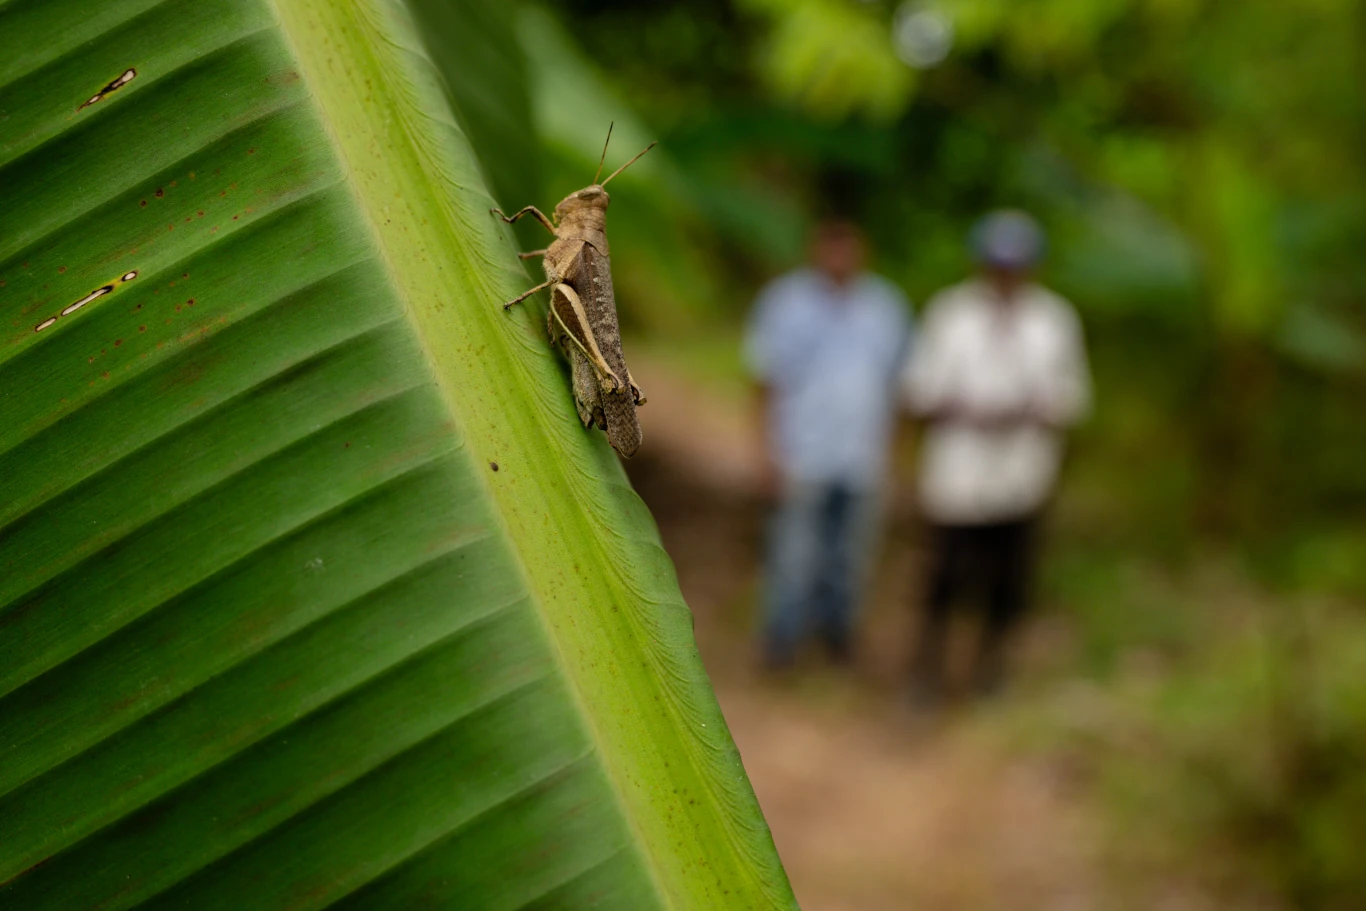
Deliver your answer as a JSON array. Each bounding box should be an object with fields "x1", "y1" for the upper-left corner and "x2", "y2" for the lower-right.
[{"x1": 491, "y1": 205, "x2": 556, "y2": 236}]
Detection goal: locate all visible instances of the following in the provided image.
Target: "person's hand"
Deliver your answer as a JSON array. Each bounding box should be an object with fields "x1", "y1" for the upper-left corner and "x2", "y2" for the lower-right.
[
  {"x1": 989, "y1": 402, "x2": 1059, "y2": 430},
  {"x1": 1023, "y1": 403, "x2": 1063, "y2": 430},
  {"x1": 751, "y1": 382, "x2": 783, "y2": 502},
  {"x1": 934, "y1": 400, "x2": 1045, "y2": 430},
  {"x1": 927, "y1": 399, "x2": 977, "y2": 426},
  {"x1": 756, "y1": 449, "x2": 783, "y2": 503}
]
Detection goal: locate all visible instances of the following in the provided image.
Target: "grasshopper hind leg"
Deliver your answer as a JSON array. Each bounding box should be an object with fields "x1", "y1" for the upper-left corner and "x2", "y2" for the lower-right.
[{"x1": 546, "y1": 283, "x2": 623, "y2": 392}]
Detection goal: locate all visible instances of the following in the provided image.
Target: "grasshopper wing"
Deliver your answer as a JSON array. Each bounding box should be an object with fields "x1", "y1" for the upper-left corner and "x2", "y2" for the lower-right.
[{"x1": 576, "y1": 248, "x2": 642, "y2": 457}]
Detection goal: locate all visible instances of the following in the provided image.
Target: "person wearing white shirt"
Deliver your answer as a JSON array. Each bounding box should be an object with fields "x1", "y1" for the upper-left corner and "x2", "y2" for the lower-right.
[
  {"x1": 746, "y1": 220, "x2": 913, "y2": 667},
  {"x1": 902, "y1": 210, "x2": 1091, "y2": 699}
]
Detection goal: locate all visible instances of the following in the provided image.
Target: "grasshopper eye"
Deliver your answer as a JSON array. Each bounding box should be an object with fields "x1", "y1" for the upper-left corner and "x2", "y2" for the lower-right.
[{"x1": 576, "y1": 186, "x2": 610, "y2": 206}]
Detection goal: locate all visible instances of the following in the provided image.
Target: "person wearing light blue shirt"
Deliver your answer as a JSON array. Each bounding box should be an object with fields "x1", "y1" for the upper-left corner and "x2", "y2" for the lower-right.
[{"x1": 745, "y1": 220, "x2": 913, "y2": 667}]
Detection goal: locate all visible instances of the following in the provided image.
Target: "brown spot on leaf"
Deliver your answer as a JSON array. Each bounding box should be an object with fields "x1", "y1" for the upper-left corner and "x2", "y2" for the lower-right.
[{"x1": 77, "y1": 68, "x2": 136, "y2": 110}]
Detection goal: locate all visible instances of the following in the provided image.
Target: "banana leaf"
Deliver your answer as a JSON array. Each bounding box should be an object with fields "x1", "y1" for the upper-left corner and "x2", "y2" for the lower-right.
[
  {"x1": 0, "y1": 0, "x2": 795, "y2": 908},
  {"x1": 411, "y1": 0, "x2": 540, "y2": 219}
]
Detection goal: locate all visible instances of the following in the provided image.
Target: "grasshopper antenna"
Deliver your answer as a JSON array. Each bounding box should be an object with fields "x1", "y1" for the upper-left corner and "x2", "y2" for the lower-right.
[
  {"x1": 593, "y1": 123, "x2": 614, "y2": 185},
  {"x1": 601, "y1": 140, "x2": 658, "y2": 187}
]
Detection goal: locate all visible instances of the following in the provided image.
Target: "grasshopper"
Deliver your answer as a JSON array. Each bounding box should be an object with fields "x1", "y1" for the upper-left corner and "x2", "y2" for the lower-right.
[{"x1": 493, "y1": 126, "x2": 655, "y2": 457}]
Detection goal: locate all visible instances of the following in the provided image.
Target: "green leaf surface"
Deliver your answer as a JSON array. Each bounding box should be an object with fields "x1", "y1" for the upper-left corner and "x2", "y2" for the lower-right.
[
  {"x1": 409, "y1": 0, "x2": 540, "y2": 212},
  {"x1": 0, "y1": 0, "x2": 794, "y2": 908}
]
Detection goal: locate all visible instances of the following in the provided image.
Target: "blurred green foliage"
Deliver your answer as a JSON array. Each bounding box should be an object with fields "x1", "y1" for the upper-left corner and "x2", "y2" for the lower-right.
[
  {"x1": 1092, "y1": 605, "x2": 1366, "y2": 910},
  {"x1": 411, "y1": 0, "x2": 540, "y2": 210},
  {"x1": 536, "y1": 0, "x2": 1366, "y2": 567},
  {"x1": 737, "y1": 0, "x2": 916, "y2": 120}
]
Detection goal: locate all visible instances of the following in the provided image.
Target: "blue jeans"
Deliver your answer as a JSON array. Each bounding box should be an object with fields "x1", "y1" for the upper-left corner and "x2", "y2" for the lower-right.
[{"x1": 762, "y1": 481, "x2": 879, "y2": 664}]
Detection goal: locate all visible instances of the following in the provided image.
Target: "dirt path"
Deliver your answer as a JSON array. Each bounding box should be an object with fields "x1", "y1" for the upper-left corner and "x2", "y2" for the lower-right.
[
  {"x1": 627, "y1": 357, "x2": 1105, "y2": 910},
  {"x1": 717, "y1": 681, "x2": 1099, "y2": 911}
]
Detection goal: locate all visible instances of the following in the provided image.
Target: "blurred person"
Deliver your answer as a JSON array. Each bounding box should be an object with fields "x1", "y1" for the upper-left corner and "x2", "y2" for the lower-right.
[
  {"x1": 904, "y1": 210, "x2": 1090, "y2": 701},
  {"x1": 745, "y1": 219, "x2": 913, "y2": 668}
]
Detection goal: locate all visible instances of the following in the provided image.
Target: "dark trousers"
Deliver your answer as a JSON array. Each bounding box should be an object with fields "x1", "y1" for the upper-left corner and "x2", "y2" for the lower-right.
[{"x1": 912, "y1": 518, "x2": 1036, "y2": 696}]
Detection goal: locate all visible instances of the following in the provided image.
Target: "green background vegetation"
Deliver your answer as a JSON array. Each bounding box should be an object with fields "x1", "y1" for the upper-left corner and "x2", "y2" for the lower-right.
[{"x1": 523, "y1": 1, "x2": 1366, "y2": 907}]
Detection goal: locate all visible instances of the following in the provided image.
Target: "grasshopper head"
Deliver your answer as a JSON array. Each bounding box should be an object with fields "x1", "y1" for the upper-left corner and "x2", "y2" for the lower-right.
[{"x1": 555, "y1": 185, "x2": 610, "y2": 220}]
